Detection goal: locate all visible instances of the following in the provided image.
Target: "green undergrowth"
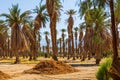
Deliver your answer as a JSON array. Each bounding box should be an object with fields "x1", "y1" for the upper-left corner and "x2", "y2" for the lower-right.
[{"x1": 96, "y1": 57, "x2": 112, "y2": 80}]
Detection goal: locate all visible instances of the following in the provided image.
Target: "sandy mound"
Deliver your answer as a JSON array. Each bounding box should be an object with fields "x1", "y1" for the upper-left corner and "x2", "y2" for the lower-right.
[
  {"x1": 0, "y1": 71, "x2": 10, "y2": 80},
  {"x1": 24, "y1": 60, "x2": 78, "y2": 75}
]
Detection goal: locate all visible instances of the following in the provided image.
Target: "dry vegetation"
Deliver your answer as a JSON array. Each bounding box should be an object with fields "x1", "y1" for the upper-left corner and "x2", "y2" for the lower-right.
[
  {"x1": 0, "y1": 71, "x2": 10, "y2": 80},
  {"x1": 24, "y1": 60, "x2": 78, "y2": 75}
]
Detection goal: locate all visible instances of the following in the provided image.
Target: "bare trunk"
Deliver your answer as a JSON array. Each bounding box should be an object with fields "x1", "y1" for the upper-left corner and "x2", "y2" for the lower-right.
[
  {"x1": 14, "y1": 50, "x2": 20, "y2": 64},
  {"x1": 60, "y1": 38, "x2": 62, "y2": 57},
  {"x1": 33, "y1": 29, "x2": 37, "y2": 60},
  {"x1": 50, "y1": 17, "x2": 58, "y2": 61},
  {"x1": 72, "y1": 32, "x2": 75, "y2": 60},
  {"x1": 62, "y1": 34, "x2": 65, "y2": 58},
  {"x1": 109, "y1": 0, "x2": 120, "y2": 79}
]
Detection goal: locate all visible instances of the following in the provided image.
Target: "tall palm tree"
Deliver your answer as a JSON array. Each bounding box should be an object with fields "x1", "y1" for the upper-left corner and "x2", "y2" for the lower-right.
[
  {"x1": 37, "y1": 31, "x2": 42, "y2": 52},
  {"x1": 114, "y1": 0, "x2": 120, "y2": 47},
  {"x1": 46, "y1": 0, "x2": 62, "y2": 61},
  {"x1": 22, "y1": 21, "x2": 35, "y2": 61},
  {"x1": 0, "y1": 20, "x2": 9, "y2": 58},
  {"x1": 78, "y1": 0, "x2": 112, "y2": 63},
  {"x1": 61, "y1": 28, "x2": 66, "y2": 58},
  {"x1": 74, "y1": 27, "x2": 79, "y2": 58},
  {"x1": 78, "y1": 23, "x2": 84, "y2": 59},
  {"x1": 57, "y1": 38, "x2": 62, "y2": 57},
  {"x1": 44, "y1": 31, "x2": 50, "y2": 54},
  {"x1": 1, "y1": 4, "x2": 31, "y2": 63},
  {"x1": 33, "y1": 2, "x2": 48, "y2": 60},
  {"x1": 66, "y1": 9, "x2": 76, "y2": 60},
  {"x1": 95, "y1": 0, "x2": 120, "y2": 79},
  {"x1": 79, "y1": 0, "x2": 120, "y2": 78}
]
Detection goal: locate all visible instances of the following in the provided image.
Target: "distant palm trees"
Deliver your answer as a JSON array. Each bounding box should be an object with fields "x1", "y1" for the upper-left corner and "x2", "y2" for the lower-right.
[
  {"x1": 44, "y1": 31, "x2": 50, "y2": 54},
  {"x1": 61, "y1": 29, "x2": 66, "y2": 58},
  {"x1": 74, "y1": 27, "x2": 79, "y2": 58}
]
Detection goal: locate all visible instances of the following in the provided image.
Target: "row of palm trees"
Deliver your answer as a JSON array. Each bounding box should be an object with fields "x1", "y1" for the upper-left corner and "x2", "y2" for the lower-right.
[
  {"x1": 0, "y1": 0, "x2": 119, "y2": 70},
  {"x1": 0, "y1": 0, "x2": 119, "y2": 79}
]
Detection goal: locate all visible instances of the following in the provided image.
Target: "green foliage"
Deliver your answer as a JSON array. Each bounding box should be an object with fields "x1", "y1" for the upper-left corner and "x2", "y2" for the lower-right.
[{"x1": 96, "y1": 58, "x2": 112, "y2": 80}]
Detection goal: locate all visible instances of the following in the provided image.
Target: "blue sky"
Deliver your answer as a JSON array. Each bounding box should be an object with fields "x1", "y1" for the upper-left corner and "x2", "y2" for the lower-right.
[{"x1": 0, "y1": 0, "x2": 83, "y2": 45}]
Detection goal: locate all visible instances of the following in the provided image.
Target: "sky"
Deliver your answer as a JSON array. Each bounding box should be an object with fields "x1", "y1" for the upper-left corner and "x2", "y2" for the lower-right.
[{"x1": 0, "y1": 0, "x2": 83, "y2": 46}]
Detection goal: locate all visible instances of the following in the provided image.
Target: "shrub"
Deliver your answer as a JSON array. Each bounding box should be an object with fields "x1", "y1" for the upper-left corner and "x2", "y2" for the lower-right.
[{"x1": 96, "y1": 57, "x2": 112, "y2": 80}]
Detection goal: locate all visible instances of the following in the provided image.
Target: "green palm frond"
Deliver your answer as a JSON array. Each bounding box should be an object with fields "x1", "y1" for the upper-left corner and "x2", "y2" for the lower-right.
[
  {"x1": 61, "y1": 28, "x2": 66, "y2": 32},
  {"x1": 65, "y1": 9, "x2": 76, "y2": 16},
  {"x1": 74, "y1": 27, "x2": 79, "y2": 31},
  {"x1": 44, "y1": 31, "x2": 49, "y2": 35},
  {"x1": 33, "y1": 2, "x2": 48, "y2": 29}
]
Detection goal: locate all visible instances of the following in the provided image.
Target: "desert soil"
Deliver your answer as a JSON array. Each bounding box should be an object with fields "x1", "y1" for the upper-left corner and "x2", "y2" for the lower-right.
[{"x1": 0, "y1": 63, "x2": 98, "y2": 80}]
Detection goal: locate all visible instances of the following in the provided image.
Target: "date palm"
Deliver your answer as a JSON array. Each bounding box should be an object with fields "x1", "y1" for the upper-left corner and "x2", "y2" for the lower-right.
[
  {"x1": 58, "y1": 38, "x2": 62, "y2": 57},
  {"x1": 33, "y1": 2, "x2": 48, "y2": 60},
  {"x1": 93, "y1": 0, "x2": 120, "y2": 78},
  {"x1": 46, "y1": 0, "x2": 62, "y2": 61},
  {"x1": 61, "y1": 28, "x2": 66, "y2": 58},
  {"x1": 74, "y1": 27, "x2": 79, "y2": 58},
  {"x1": 0, "y1": 20, "x2": 9, "y2": 58},
  {"x1": 79, "y1": 1, "x2": 112, "y2": 63},
  {"x1": 44, "y1": 31, "x2": 50, "y2": 54},
  {"x1": 79, "y1": 0, "x2": 120, "y2": 78},
  {"x1": 1, "y1": 4, "x2": 31, "y2": 63},
  {"x1": 66, "y1": 9, "x2": 76, "y2": 60},
  {"x1": 78, "y1": 23, "x2": 84, "y2": 59},
  {"x1": 114, "y1": 0, "x2": 120, "y2": 47}
]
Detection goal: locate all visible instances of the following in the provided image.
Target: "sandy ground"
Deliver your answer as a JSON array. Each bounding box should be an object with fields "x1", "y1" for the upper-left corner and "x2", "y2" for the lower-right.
[{"x1": 0, "y1": 63, "x2": 98, "y2": 80}]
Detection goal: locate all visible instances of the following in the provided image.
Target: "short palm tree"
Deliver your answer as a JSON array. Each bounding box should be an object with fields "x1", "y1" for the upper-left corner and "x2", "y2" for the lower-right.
[{"x1": 1, "y1": 4, "x2": 31, "y2": 63}]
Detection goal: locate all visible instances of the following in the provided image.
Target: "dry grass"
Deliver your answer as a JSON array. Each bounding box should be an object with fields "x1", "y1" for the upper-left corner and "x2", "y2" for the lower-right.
[
  {"x1": 24, "y1": 60, "x2": 78, "y2": 75},
  {"x1": 0, "y1": 71, "x2": 10, "y2": 80}
]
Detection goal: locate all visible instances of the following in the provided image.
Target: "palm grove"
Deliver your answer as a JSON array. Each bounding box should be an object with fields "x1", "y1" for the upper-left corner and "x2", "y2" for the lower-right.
[{"x1": 0, "y1": 0, "x2": 120, "y2": 76}]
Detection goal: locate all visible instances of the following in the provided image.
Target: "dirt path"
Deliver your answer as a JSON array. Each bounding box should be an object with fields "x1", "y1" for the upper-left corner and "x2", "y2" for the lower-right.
[{"x1": 0, "y1": 63, "x2": 98, "y2": 80}]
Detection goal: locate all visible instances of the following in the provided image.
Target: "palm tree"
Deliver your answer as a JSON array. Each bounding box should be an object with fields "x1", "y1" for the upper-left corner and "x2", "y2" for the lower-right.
[
  {"x1": 22, "y1": 21, "x2": 36, "y2": 61},
  {"x1": 57, "y1": 38, "x2": 62, "y2": 57},
  {"x1": 79, "y1": 0, "x2": 120, "y2": 78},
  {"x1": 0, "y1": 20, "x2": 9, "y2": 58},
  {"x1": 115, "y1": 0, "x2": 120, "y2": 47},
  {"x1": 78, "y1": 0, "x2": 112, "y2": 63},
  {"x1": 33, "y1": 2, "x2": 48, "y2": 60},
  {"x1": 66, "y1": 9, "x2": 76, "y2": 60},
  {"x1": 44, "y1": 31, "x2": 50, "y2": 55},
  {"x1": 74, "y1": 27, "x2": 79, "y2": 58},
  {"x1": 37, "y1": 31, "x2": 42, "y2": 52},
  {"x1": 61, "y1": 28, "x2": 66, "y2": 58},
  {"x1": 46, "y1": 0, "x2": 62, "y2": 61},
  {"x1": 1, "y1": 4, "x2": 31, "y2": 63},
  {"x1": 78, "y1": 23, "x2": 84, "y2": 59}
]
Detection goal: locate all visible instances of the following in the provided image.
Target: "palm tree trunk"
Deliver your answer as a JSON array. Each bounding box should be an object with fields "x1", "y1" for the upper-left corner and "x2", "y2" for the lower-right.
[
  {"x1": 14, "y1": 50, "x2": 20, "y2": 64},
  {"x1": 63, "y1": 35, "x2": 65, "y2": 58},
  {"x1": 72, "y1": 32, "x2": 75, "y2": 60},
  {"x1": 109, "y1": 0, "x2": 120, "y2": 79},
  {"x1": 75, "y1": 36, "x2": 78, "y2": 58},
  {"x1": 60, "y1": 38, "x2": 62, "y2": 57},
  {"x1": 110, "y1": 0, "x2": 118, "y2": 60},
  {"x1": 67, "y1": 35, "x2": 71, "y2": 59},
  {"x1": 33, "y1": 29, "x2": 37, "y2": 60},
  {"x1": 50, "y1": 17, "x2": 58, "y2": 61}
]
